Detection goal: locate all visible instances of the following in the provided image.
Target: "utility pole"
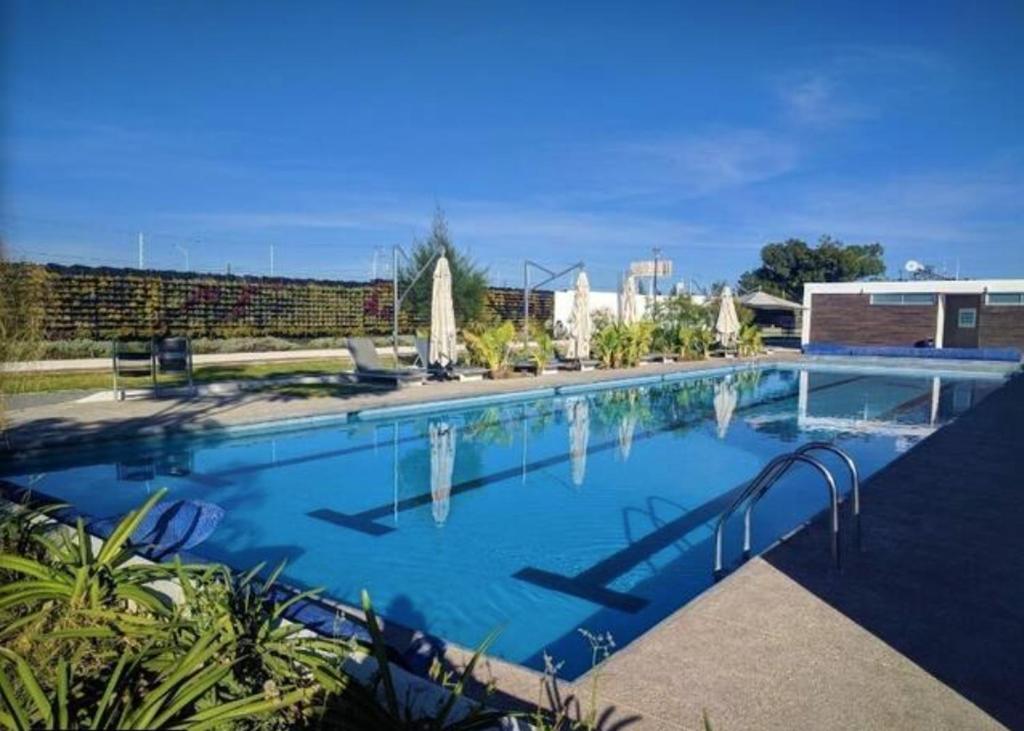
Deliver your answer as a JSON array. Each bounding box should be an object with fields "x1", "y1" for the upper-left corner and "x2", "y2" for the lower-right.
[
  {"x1": 270, "y1": 244, "x2": 275, "y2": 276},
  {"x1": 137, "y1": 232, "x2": 145, "y2": 269}
]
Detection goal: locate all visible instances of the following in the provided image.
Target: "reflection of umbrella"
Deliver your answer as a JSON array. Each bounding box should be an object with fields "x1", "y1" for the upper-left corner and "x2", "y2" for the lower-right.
[
  {"x1": 567, "y1": 271, "x2": 592, "y2": 360},
  {"x1": 429, "y1": 254, "x2": 458, "y2": 367},
  {"x1": 429, "y1": 422, "x2": 456, "y2": 525},
  {"x1": 714, "y1": 377, "x2": 738, "y2": 439},
  {"x1": 716, "y1": 286, "x2": 740, "y2": 348},
  {"x1": 567, "y1": 397, "x2": 590, "y2": 486},
  {"x1": 617, "y1": 412, "x2": 637, "y2": 461},
  {"x1": 620, "y1": 275, "x2": 638, "y2": 325}
]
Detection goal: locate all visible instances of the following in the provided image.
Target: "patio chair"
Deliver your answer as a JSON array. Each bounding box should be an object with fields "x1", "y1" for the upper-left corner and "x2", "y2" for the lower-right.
[
  {"x1": 155, "y1": 336, "x2": 195, "y2": 395},
  {"x1": 347, "y1": 337, "x2": 427, "y2": 387},
  {"x1": 414, "y1": 338, "x2": 487, "y2": 382},
  {"x1": 112, "y1": 339, "x2": 156, "y2": 400}
]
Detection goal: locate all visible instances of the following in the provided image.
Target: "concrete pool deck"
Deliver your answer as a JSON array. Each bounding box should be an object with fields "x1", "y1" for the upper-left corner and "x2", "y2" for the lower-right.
[{"x1": 2, "y1": 356, "x2": 1020, "y2": 729}]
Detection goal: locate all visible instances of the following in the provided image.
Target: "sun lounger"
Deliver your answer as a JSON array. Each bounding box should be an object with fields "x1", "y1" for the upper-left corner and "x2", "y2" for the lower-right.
[
  {"x1": 558, "y1": 356, "x2": 600, "y2": 371},
  {"x1": 414, "y1": 338, "x2": 487, "y2": 381},
  {"x1": 347, "y1": 337, "x2": 427, "y2": 387},
  {"x1": 513, "y1": 359, "x2": 560, "y2": 375},
  {"x1": 640, "y1": 352, "x2": 677, "y2": 365},
  {"x1": 513, "y1": 356, "x2": 597, "y2": 375}
]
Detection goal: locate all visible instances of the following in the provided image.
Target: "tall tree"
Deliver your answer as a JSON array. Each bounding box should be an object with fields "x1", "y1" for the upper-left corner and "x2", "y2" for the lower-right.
[
  {"x1": 398, "y1": 209, "x2": 489, "y2": 327},
  {"x1": 737, "y1": 236, "x2": 885, "y2": 301}
]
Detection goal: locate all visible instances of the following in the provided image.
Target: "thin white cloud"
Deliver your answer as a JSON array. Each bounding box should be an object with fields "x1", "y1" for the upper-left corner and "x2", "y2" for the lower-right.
[
  {"x1": 765, "y1": 171, "x2": 1024, "y2": 264},
  {"x1": 615, "y1": 129, "x2": 800, "y2": 196},
  {"x1": 777, "y1": 72, "x2": 873, "y2": 126},
  {"x1": 774, "y1": 44, "x2": 952, "y2": 128},
  {"x1": 176, "y1": 197, "x2": 725, "y2": 251}
]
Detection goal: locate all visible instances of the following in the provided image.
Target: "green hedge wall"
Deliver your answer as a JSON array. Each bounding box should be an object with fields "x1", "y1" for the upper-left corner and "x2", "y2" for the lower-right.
[{"x1": 18, "y1": 264, "x2": 553, "y2": 340}]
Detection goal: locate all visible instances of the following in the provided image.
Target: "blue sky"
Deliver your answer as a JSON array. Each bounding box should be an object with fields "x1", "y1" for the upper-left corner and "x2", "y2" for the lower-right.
[{"x1": 2, "y1": 1, "x2": 1022, "y2": 289}]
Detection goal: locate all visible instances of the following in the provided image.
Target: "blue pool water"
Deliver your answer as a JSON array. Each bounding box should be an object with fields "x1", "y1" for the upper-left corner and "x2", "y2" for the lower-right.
[{"x1": 0, "y1": 365, "x2": 1004, "y2": 678}]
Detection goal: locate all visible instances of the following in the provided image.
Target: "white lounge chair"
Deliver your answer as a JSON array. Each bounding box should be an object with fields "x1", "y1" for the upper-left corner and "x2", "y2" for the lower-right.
[{"x1": 346, "y1": 337, "x2": 427, "y2": 387}]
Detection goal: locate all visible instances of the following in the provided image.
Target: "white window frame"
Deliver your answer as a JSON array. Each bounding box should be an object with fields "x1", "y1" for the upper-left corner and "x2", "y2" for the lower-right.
[
  {"x1": 985, "y1": 292, "x2": 1024, "y2": 306},
  {"x1": 957, "y1": 307, "x2": 977, "y2": 329},
  {"x1": 869, "y1": 293, "x2": 937, "y2": 306}
]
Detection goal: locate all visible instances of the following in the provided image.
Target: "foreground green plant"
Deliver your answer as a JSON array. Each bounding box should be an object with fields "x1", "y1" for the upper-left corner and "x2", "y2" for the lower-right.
[
  {"x1": 324, "y1": 590, "x2": 506, "y2": 731},
  {"x1": 174, "y1": 561, "x2": 352, "y2": 726},
  {"x1": 530, "y1": 630, "x2": 623, "y2": 731},
  {"x1": 0, "y1": 632, "x2": 312, "y2": 730},
  {"x1": 0, "y1": 489, "x2": 176, "y2": 644},
  {"x1": 0, "y1": 492, "x2": 350, "y2": 729}
]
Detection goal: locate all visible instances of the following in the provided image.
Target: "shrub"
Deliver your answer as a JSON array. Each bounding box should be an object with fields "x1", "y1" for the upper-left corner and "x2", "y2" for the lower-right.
[
  {"x1": 737, "y1": 324, "x2": 764, "y2": 357},
  {"x1": 678, "y1": 326, "x2": 715, "y2": 360},
  {"x1": 527, "y1": 323, "x2": 555, "y2": 374},
  {"x1": 592, "y1": 321, "x2": 654, "y2": 368},
  {"x1": 463, "y1": 321, "x2": 517, "y2": 376},
  {"x1": 0, "y1": 492, "x2": 349, "y2": 729},
  {"x1": 651, "y1": 295, "x2": 712, "y2": 355}
]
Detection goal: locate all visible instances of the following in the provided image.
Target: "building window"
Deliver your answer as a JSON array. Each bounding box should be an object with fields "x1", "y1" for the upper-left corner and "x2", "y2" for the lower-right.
[
  {"x1": 869, "y1": 293, "x2": 937, "y2": 305},
  {"x1": 957, "y1": 308, "x2": 977, "y2": 329},
  {"x1": 985, "y1": 292, "x2": 1024, "y2": 305}
]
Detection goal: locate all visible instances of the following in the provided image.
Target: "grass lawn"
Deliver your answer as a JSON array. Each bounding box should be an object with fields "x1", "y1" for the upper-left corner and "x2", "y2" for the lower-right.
[{"x1": 0, "y1": 357, "x2": 385, "y2": 395}]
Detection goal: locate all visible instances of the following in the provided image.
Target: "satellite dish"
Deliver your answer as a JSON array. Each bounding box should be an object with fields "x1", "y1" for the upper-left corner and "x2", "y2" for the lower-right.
[{"x1": 904, "y1": 260, "x2": 923, "y2": 273}]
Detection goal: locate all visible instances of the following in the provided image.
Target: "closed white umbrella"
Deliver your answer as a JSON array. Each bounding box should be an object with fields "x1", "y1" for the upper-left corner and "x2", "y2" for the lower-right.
[
  {"x1": 620, "y1": 274, "x2": 638, "y2": 325},
  {"x1": 429, "y1": 254, "x2": 458, "y2": 367},
  {"x1": 716, "y1": 286, "x2": 741, "y2": 349},
  {"x1": 714, "y1": 377, "x2": 738, "y2": 439},
  {"x1": 567, "y1": 396, "x2": 590, "y2": 487},
  {"x1": 567, "y1": 271, "x2": 592, "y2": 360},
  {"x1": 429, "y1": 422, "x2": 456, "y2": 525}
]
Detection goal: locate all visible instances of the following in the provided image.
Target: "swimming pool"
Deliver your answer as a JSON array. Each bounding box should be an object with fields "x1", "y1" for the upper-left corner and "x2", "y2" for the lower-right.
[{"x1": 0, "y1": 365, "x2": 1005, "y2": 678}]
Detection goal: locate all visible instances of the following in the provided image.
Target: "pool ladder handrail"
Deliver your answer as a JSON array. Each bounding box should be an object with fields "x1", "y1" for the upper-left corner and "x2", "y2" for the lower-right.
[
  {"x1": 713, "y1": 443, "x2": 859, "y2": 577},
  {"x1": 795, "y1": 441, "x2": 860, "y2": 516}
]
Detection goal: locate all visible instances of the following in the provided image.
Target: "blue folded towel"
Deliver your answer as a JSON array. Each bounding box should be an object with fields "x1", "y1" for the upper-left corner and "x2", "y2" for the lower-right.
[{"x1": 92, "y1": 499, "x2": 225, "y2": 559}]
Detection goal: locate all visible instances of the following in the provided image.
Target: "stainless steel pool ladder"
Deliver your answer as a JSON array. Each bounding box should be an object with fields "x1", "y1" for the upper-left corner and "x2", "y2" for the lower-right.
[{"x1": 713, "y1": 443, "x2": 859, "y2": 578}]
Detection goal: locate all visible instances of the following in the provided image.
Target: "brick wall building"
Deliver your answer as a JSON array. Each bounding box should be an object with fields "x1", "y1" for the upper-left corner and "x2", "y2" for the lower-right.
[{"x1": 802, "y1": 280, "x2": 1024, "y2": 352}]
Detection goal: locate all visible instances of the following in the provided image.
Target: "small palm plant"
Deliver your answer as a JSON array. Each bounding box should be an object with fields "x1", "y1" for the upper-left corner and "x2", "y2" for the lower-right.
[
  {"x1": 527, "y1": 324, "x2": 555, "y2": 375},
  {"x1": 463, "y1": 321, "x2": 516, "y2": 377},
  {"x1": 737, "y1": 324, "x2": 764, "y2": 357},
  {"x1": 592, "y1": 324, "x2": 625, "y2": 368},
  {"x1": 678, "y1": 326, "x2": 715, "y2": 360},
  {"x1": 622, "y1": 321, "x2": 654, "y2": 367}
]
